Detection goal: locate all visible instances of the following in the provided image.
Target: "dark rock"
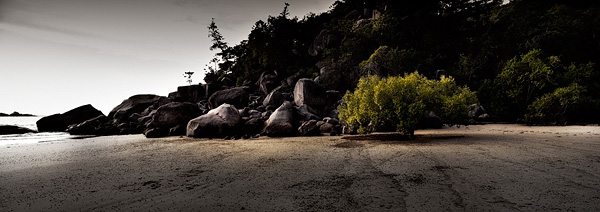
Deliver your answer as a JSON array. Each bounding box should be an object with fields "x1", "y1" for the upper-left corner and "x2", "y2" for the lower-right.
[
  {"x1": 248, "y1": 110, "x2": 262, "y2": 119},
  {"x1": 308, "y1": 29, "x2": 342, "y2": 56},
  {"x1": 117, "y1": 123, "x2": 140, "y2": 135},
  {"x1": 168, "y1": 125, "x2": 187, "y2": 136},
  {"x1": 263, "y1": 101, "x2": 297, "y2": 137},
  {"x1": 298, "y1": 120, "x2": 321, "y2": 136},
  {"x1": 171, "y1": 84, "x2": 205, "y2": 102},
  {"x1": 144, "y1": 128, "x2": 169, "y2": 138},
  {"x1": 282, "y1": 92, "x2": 294, "y2": 102},
  {"x1": 323, "y1": 117, "x2": 340, "y2": 125},
  {"x1": 241, "y1": 117, "x2": 265, "y2": 137},
  {"x1": 128, "y1": 113, "x2": 143, "y2": 124},
  {"x1": 257, "y1": 71, "x2": 278, "y2": 95},
  {"x1": 67, "y1": 115, "x2": 108, "y2": 135},
  {"x1": 293, "y1": 78, "x2": 327, "y2": 109},
  {"x1": 469, "y1": 104, "x2": 487, "y2": 118},
  {"x1": 109, "y1": 95, "x2": 168, "y2": 123},
  {"x1": 0, "y1": 125, "x2": 36, "y2": 135},
  {"x1": 208, "y1": 87, "x2": 250, "y2": 109},
  {"x1": 149, "y1": 102, "x2": 202, "y2": 130},
  {"x1": 296, "y1": 104, "x2": 321, "y2": 121},
  {"x1": 263, "y1": 88, "x2": 285, "y2": 108},
  {"x1": 5, "y1": 112, "x2": 35, "y2": 117},
  {"x1": 248, "y1": 95, "x2": 264, "y2": 108},
  {"x1": 319, "y1": 122, "x2": 335, "y2": 134},
  {"x1": 37, "y1": 104, "x2": 104, "y2": 132},
  {"x1": 330, "y1": 125, "x2": 342, "y2": 136},
  {"x1": 187, "y1": 104, "x2": 241, "y2": 138},
  {"x1": 284, "y1": 69, "x2": 306, "y2": 88}
]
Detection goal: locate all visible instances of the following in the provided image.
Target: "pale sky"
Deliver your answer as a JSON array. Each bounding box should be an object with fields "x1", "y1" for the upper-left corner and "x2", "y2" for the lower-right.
[{"x1": 0, "y1": 0, "x2": 336, "y2": 115}]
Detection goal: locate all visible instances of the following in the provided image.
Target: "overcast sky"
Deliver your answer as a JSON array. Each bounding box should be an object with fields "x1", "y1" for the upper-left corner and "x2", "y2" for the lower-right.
[{"x1": 0, "y1": 0, "x2": 336, "y2": 115}]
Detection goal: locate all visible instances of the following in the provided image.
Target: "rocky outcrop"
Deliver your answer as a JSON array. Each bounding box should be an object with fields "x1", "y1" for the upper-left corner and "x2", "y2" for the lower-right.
[
  {"x1": 109, "y1": 95, "x2": 171, "y2": 123},
  {"x1": 67, "y1": 115, "x2": 108, "y2": 135},
  {"x1": 169, "y1": 84, "x2": 205, "y2": 103},
  {"x1": 37, "y1": 104, "x2": 104, "y2": 132},
  {"x1": 294, "y1": 78, "x2": 327, "y2": 109},
  {"x1": 263, "y1": 101, "x2": 297, "y2": 137},
  {"x1": 187, "y1": 104, "x2": 241, "y2": 138},
  {"x1": 0, "y1": 125, "x2": 36, "y2": 135},
  {"x1": 208, "y1": 87, "x2": 250, "y2": 109}
]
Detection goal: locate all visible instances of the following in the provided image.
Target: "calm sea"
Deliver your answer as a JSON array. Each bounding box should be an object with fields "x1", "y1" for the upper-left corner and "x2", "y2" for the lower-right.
[{"x1": 0, "y1": 116, "x2": 73, "y2": 145}]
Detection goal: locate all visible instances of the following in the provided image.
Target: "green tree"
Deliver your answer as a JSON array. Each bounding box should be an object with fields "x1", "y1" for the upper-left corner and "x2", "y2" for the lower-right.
[
  {"x1": 339, "y1": 72, "x2": 478, "y2": 136},
  {"x1": 524, "y1": 83, "x2": 585, "y2": 125},
  {"x1": 205, "y1": 18, "x2": 230, "y2": 83}
]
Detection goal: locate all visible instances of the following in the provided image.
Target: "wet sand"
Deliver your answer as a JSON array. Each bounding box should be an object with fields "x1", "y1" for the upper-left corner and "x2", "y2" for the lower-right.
[{"x1": 1, "y1": 124, "x2": 600, "y2": 211}]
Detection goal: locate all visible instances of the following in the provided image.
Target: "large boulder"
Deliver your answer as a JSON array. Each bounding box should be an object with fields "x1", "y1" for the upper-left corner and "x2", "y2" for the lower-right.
[
  {"x1": 67, "y1": 115, "x2": 108, "y2": 135},
  {"x1": 208, "y1": 87, "x2": 250, "y2": 109},
  {"x1": 298, "y1": 120, "x2": 321, "y2": 136},
  {"x1": 308, "y1": 29, "x2": 342, "y2": 56},
  {"x1": 257, "y1": 71, "x2": 278, "y2": 95},
  {"x1": 0, "y1": 125, "x2": 36, "y2": 135},
  {"x1": 144, "y1": 102, "x2": 203, "y2": 138},
  {"x1": 293, "y1": 78, "x2": 327, "y2": 109},
  {"x1": 187, "y1": 104, "x2": 241, "y2": 138},
  {"x1": 149, "y1": 102, "x2": 202, "y2": 129},
  {"x1": 263, "y1": 101, "x2": 297, "y2": 137},
  {"x1": 263, "y1": 88, "x2": 285, "y2": 108},
  {"x1": 109, "y1": 95, "x2": 170, "y2": 123},
  {"x1": 37, "y1": 104, "x2": 104, "y2": 132}
]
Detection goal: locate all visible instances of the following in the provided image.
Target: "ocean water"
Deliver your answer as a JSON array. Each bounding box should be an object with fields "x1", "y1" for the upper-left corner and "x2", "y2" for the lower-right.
[{"x1": 0, "y1": 117, "x2": 73, "y2": 145}]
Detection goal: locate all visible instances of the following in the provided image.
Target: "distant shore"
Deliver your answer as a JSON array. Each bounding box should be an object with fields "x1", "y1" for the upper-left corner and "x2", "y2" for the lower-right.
[
  {"x1": 0, "y1": 112, "x2": 36, "y2": 117},
  {"x1": 1, "y1": 124, "x2": 599, "y2": 211}
]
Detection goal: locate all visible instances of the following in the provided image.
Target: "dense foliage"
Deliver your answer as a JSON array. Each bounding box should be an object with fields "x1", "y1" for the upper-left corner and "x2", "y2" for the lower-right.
[
  {"x1": 204, "y1": 0, "x2": 600, "y2": 125},
  {"x1": 338, "y1": 73, "x2": 478, "y2": 135}
]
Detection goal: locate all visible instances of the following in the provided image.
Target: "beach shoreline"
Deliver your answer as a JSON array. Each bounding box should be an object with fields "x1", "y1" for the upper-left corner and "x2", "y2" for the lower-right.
[{"x1": 1, "y1": 124, "x2": 599, "y2": 211}]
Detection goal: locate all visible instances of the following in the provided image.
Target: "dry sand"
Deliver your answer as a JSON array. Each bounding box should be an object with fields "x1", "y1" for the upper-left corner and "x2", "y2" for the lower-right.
[{"x1": 1, "y1": 124, "x2": 600, "y2": 211}]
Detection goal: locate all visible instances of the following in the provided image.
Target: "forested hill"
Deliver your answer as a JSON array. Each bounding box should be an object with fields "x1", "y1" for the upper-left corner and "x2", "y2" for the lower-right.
[{"x1": 204, "y1": 0, "x2": 600, "y2": 124}]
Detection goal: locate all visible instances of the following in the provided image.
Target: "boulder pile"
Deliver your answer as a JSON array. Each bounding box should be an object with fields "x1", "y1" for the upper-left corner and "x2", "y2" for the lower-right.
[{"x1": 37, "y1": 71, "x2": 345, "y2": 139}]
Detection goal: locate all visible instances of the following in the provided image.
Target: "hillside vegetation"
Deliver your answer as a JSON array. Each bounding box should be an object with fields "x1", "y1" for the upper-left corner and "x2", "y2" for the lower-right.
[{"x1": 205, "y1": 0, "x2": 600, "y2": 125}]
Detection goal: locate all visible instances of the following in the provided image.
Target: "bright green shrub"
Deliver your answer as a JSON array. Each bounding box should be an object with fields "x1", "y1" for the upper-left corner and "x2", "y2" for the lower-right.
[
  {"x1": 524, "y1": 83, "x2": 585, "y2": 125},
  {"x1": 339, "y1": 72, "x2": 478, "y2": 136}
]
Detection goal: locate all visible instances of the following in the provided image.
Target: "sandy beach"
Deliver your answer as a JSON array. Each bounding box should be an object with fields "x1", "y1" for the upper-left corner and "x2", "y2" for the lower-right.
[{"x1": 1, "y1": 124, "x2": 600, "y2": 211}]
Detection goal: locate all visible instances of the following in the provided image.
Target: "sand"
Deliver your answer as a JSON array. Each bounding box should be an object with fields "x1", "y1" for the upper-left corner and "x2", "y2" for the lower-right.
[{"x1": 1, "y1": 124, "x2": 599, "y2": 211}]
